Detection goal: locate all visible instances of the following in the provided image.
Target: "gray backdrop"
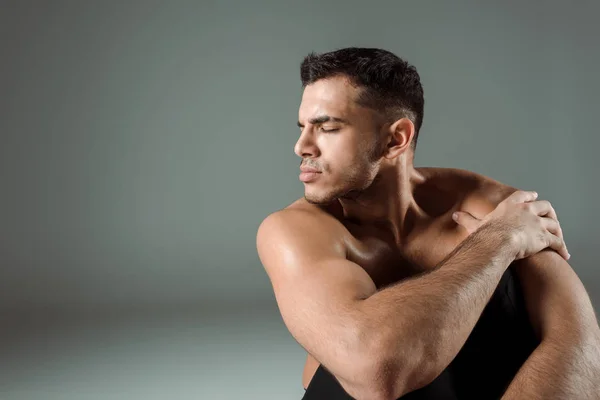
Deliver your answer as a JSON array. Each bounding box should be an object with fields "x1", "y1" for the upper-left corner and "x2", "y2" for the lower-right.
[{"x1": 1, "y1": 1, "x2": 598, "y2": 399}]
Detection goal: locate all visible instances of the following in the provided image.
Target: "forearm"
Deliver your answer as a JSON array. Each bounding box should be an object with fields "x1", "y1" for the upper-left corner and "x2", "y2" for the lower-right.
[
  {"x1": 360, "y1": 223, "x2": 516, "y2": 394},
  {"x1": 502, "y1": 334, "x2": 600, "y2": 399}
]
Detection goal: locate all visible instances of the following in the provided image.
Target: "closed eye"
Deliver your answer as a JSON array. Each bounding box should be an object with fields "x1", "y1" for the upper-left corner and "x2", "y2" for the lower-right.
[{"x1": 297, "y1": 126, "x2": 340, "y2": 133}]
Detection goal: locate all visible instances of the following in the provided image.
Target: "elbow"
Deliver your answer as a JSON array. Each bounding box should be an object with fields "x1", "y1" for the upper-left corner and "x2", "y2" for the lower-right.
[
  {"x1": 338, "y1": 338, "x2": 407, "y2": 400},
  {"x1": 358, "y1": 359, "x2": 440, "y2": 400},
  {"x1": 357, "y1": 336, "x2": 443, "y2": 399},
  {"x1": 373, "y1": 360, "x2": 443, "y2": 400},
  {"x1": 343, "y1": 314, "x2": 446, "y2": 399}
]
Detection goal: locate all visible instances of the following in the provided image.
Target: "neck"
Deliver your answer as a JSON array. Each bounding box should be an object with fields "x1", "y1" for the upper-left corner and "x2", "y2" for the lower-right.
[{"x1": 337, "y1": 155, "x2": 427, "y2": 244}]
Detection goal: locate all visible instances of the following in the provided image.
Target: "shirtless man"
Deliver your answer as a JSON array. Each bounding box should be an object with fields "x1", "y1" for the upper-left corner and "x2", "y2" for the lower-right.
[{"x1": 256, "y1": 47, "x2": 600, "y2": 399}]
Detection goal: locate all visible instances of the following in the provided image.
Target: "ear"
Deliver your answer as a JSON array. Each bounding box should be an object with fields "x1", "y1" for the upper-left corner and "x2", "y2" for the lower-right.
[{"x1": 383, "y1": 118, "x2": 415, "y2": 159}]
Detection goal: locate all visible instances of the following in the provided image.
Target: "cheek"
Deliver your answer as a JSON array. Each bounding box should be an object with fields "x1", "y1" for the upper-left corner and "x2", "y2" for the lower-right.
[
  {"x1": 326, "y1": 138, "x2": 373, "y2": 176},
  {"x1": 336, "y1": 153, "x2": 372, "y2": 180}
]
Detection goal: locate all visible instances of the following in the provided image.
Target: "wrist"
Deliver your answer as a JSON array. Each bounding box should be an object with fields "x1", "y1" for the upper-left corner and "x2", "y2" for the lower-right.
[{"x1": 476, "y1": 220, "x2": 519, "y2": 262}]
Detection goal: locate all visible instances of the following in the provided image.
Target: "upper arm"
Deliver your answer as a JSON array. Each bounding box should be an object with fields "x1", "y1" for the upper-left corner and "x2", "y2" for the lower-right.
[
  {"x1": 464, "y1": 180, "x2": 600, "y2": 341},
  {"x1": 514, "y1": 250, "x2": 600, "y2": 341},
  {"x1": 256, "y1": 210, "x2": 379, "y2": 389}
]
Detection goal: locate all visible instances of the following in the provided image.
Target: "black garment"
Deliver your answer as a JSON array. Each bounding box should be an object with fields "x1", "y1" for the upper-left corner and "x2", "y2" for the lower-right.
[{"x1": 301, "y1": 265, "x2": 539, "y2": 399}]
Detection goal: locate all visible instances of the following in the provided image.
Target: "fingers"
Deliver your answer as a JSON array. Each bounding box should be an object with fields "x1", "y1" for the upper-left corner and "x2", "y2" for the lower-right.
[
  {"x1": 527, "y1": 200, "x2": 555, "y2": 218},
  {"x1": 541, "y1": 216, "x2": 561, "y2": 237},
  {"x1": 452, "y1": 211, "x2": 480, "y2": 234},
  {"x1": 545, "y1": 231, "x2": 570, "y2": 260},
  {"x1": 534, "y1": 201, "x2": 568, "y2": 255},
  {"x1": 507, "y1": 190, "x2": 538, "y2": 204},
  {"x1": 539, "y1": 208, "x2": 563, "y2": 240},
  {"x1": 506, "y1": 191, "x2": 570, "y2": 261}
]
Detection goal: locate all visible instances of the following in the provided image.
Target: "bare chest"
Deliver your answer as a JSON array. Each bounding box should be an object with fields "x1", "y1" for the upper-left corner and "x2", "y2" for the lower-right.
[
  {"x1": 344, "y1": 219, "x2": 468, "y2": 289},
  {"x1": 301, "y1": 218, "x2": 471, "y2": 390}
]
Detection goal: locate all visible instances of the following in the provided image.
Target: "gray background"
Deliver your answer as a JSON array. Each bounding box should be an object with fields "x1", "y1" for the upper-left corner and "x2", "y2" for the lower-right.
[{"x1": 1, "y1": 0, "x2": 598, "y2": 399}]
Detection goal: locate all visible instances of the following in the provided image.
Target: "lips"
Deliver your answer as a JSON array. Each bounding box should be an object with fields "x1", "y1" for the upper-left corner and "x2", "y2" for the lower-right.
[
  {"x1": 299, "y1": 170, "x2": 320, "y2": 182},
  {"x1": 300, "y1": 167, "x2": 321, "y2": 173}
]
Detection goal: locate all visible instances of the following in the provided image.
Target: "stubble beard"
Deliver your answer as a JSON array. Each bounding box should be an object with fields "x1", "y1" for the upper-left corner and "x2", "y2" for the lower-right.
[{"x1": 304, "y1": 136, "x2": 383, "y2": 205}]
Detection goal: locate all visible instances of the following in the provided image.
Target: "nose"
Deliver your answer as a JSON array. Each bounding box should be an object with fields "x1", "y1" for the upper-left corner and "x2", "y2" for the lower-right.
[{"x1": 294, "y1": 128, "x2": 320, "y2": 158}]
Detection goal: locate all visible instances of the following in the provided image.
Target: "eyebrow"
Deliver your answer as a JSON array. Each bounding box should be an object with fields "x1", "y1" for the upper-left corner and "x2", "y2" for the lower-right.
[{"x1": 297, "y1": 115, "x2": 349, "y2": 127}]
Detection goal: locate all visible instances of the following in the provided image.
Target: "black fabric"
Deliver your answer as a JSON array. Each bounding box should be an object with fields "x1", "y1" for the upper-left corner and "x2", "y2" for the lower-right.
[{"x1": 301, "y1": 265, "x2": 539, "y2": 399}]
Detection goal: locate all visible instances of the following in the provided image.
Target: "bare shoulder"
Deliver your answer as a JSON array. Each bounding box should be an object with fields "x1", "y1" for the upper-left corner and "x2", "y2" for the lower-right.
[
  {"x1": 256, "y1": 198, "x2": 345, "y2": 244},
  {"x1": 256, "y1": 199, "x2": 348, "y2": 277},
  {"x1": 418, "y1": 167, "x2": 518, "y2": 217},
  {"x1": 457, "y1": 169, "x2": 518, "y2": 216}
]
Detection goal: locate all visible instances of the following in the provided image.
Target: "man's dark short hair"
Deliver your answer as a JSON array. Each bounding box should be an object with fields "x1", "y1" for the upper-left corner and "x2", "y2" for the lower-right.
[{"x1": 300, "y1": 47, "x2": 425, "y2": 149}]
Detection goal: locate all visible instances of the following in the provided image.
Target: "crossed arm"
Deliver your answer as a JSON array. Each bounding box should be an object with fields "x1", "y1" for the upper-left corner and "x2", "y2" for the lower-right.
[
  {"x1": 259, "y1": 185, "x2": 600, "y2": 399},
  {"x1": 502, "y1": 250, "x2": 600, "y2": 399},
  {"x1": 468, "y1": 185, "x2": 600, "y2": 399}
]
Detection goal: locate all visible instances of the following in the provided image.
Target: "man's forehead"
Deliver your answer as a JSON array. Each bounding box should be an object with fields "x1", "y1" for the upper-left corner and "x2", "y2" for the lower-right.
[{"x1": 298, "y1": 78, "x2": 360, "y2": 121}]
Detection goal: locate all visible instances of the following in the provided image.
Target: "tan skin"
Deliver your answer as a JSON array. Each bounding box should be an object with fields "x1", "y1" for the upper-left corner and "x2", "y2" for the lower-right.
[
  {"x1": 296, "y1": 167, "x2": 501, "y2": 389},
  {"x1": 258, "y1": 76, "x2": 600, "y2": 397}
]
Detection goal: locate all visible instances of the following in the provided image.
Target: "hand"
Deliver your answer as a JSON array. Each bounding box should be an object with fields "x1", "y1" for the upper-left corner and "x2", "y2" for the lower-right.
[{"x1": 452, "y1": 190, "x2": 569, "y2": 261}]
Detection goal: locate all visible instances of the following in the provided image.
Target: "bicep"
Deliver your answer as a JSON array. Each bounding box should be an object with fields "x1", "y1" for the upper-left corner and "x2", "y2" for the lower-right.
[
  {"x1": 256, "y1": 211, "x2": 378, "y2": 384},
  {"x1": 515, "y1": 249, "x2": 599, "y2": 340}
]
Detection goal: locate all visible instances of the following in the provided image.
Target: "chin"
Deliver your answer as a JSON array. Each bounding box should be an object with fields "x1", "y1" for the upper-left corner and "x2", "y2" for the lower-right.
[
  {"x1": 303, "y1": 190, "x2": 338, "y2": 205},
  {"x1": 304, "y1": 194, "x2": 331, "y2": 205}
]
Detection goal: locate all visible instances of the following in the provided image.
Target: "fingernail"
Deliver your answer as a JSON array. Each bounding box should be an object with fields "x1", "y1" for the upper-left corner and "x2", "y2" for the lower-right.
[
  {"x1": 567, "y1": 253, "x2": 571, "y2": 260},
  {"x1": 452, "y1": 212, "x2": 458, "y2": 221}
]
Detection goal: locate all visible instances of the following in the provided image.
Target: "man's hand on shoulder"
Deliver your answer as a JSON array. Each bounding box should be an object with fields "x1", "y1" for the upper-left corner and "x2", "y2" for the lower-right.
[
  {"x1": 452, "y1": 183, "x2": 570, "y2": 261},
  {"x1": 451, "y1": 177, "x2": 600, "y2": 398}
]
